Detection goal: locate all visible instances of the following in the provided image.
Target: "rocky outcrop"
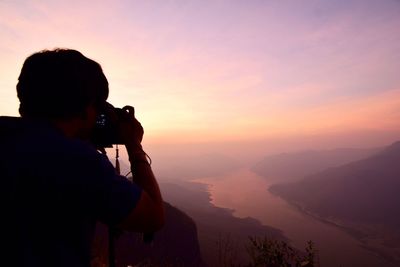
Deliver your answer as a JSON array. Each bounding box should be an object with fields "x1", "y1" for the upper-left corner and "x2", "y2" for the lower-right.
[{"x1": 92, "y1": 202, "x2": 204, "y2": 267}]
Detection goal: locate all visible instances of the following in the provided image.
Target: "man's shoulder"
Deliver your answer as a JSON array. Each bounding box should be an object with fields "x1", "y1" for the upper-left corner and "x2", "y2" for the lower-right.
[{"x1": 0, "y1": 116, "x2": 111, "y2": 172}]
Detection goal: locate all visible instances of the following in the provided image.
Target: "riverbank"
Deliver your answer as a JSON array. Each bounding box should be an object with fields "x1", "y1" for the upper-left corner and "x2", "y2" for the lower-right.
[
  {"x1": 269, "y1": 188, "x2": 400, "y2": 266},
  {"x1": 192, "y1": 168, "x2": 391, "y2": 267},
  {"x1": 160, "y1": 180, "x2": 287, "y2": 266}
]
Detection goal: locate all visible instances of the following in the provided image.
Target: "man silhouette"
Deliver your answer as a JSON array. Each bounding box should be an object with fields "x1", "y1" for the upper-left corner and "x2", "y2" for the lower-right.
[{"x1": 0, "y1": 49, "x2": 164, "y2": 267}]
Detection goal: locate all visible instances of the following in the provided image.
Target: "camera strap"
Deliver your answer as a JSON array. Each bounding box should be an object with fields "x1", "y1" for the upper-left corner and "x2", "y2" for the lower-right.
[
  {"x1": 105, "y1": 145, "x2": 153, "y2": 267},
  {"x1": 115, "y1": 144, "x2": 120, "y2": 175},
  {"x1": 108, "y1": 145, "x2": 120, "y2": 267}
]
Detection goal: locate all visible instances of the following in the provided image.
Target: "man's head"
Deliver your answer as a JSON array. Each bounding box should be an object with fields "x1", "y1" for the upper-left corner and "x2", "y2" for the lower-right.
[{"x1": 17, "y1": 49, "x2": 109, "y2": 121}]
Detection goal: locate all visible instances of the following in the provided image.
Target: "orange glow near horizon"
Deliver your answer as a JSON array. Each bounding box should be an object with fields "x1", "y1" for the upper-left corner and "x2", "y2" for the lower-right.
[{"x1": 1, "y1": 1, "x2": 400, "y2": 149}]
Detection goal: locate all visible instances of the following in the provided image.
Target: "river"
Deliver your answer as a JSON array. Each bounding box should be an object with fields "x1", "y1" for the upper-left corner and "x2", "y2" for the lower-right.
[{"x1": 194, "y1": 168, "x2": 392, "y2": 267}]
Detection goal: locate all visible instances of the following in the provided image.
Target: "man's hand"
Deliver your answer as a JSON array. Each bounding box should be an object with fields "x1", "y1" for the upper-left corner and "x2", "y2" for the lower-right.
[
  {"x1": 117, "y1": 105, "x2": 144, "y2": 152},
  {"x1": 115, "y1": 105, "x2": 165, "y2": 232}
]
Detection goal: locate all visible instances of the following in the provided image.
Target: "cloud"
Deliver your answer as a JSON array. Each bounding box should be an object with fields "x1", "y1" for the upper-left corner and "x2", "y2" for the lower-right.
[{"x1": 1, "y1": 0, "x2": 400, "y2": 146}]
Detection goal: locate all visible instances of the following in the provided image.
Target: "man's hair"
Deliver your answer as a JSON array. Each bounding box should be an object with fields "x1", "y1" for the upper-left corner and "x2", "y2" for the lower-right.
[{"x1": 17, "y1": 49, "x2": 109, "y2": 119}]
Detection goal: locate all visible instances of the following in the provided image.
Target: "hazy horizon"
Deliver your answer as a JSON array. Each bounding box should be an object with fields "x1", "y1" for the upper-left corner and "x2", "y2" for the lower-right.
[{"x1": 1, "y1": 0, "x2": 400, "y2": 155}]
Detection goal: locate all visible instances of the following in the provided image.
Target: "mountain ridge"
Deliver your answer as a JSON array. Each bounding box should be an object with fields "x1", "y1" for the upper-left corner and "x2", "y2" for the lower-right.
[
  {"x1": 252, "y1": 147, "x2": 380, "y2": 182},
  {"x1": 269, "y1": 141, "x2": 400, "y2": 265}
]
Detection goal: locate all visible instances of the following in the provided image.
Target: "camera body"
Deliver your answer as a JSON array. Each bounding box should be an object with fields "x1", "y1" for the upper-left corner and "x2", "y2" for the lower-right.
[{"x1": 91, "y1": 103, "x2": 124, "y2": 148}]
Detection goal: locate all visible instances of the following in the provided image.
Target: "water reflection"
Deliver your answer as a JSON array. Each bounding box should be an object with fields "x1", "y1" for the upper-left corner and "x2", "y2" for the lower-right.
[{"x1": 194, "y1": 168, "x2": 390, "y2": 267}]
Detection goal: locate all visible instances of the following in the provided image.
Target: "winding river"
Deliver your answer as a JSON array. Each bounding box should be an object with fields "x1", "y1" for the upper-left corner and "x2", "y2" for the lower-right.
[{"x1": 194, "y1": 168, "x2": 392, "y2": 267}]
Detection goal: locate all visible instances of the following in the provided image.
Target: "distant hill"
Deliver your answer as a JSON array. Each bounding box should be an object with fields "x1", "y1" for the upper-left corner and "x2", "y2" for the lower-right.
[
  {"x1": 269, "y1": 141, "x2": 400, "y2": 265},
  {"x1": 253, "y1": 147, "x2": 380, "y2": 182},
  {"x1": 155, "y1": 153, "x2": 241, "y2": 180}
]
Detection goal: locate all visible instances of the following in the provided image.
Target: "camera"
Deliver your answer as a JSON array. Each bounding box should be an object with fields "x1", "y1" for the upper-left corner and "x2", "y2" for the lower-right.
[{"x1": 90, "y1": 102, "x2": 125, "y2": 148}]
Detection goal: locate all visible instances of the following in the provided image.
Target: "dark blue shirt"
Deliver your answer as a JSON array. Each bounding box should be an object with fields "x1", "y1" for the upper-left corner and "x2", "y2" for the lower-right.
[{"x1": 0, "y1": 116, "x2": 142, "y2": 267}]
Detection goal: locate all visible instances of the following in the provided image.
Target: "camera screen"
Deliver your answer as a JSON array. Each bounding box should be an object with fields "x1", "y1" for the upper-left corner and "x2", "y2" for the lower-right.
[{"x1": 96, "y1": 114, "x2": 107, "y2": 128}]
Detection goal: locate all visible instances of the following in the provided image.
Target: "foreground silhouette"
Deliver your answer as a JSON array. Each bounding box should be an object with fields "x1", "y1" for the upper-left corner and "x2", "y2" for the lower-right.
[{"x1": 0, "y1": 49, "x2": 164, "y2": 267}]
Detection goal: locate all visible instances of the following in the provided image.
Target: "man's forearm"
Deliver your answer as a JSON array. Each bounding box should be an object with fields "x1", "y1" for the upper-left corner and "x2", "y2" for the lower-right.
[{"x1": 126, "y1": 144, "x2": 163, "y2": 206}]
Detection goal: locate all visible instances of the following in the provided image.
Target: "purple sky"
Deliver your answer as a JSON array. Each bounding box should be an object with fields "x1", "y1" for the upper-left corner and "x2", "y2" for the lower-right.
[{"x1": 1, "y1": 0, "x2": 400, "y2": 152}]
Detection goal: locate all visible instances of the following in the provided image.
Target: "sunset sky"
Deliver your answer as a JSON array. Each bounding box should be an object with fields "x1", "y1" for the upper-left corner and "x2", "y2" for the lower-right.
[{"x1": 1, "y1": 0, "x2": 400, "y2": 153}]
